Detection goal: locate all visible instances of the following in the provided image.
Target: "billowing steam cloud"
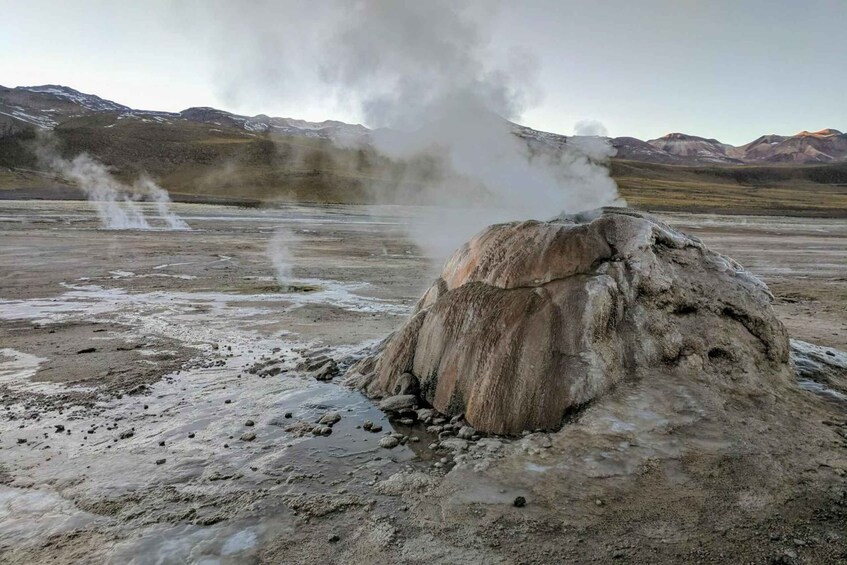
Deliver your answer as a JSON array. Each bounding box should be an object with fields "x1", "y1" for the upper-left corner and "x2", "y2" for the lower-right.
[
  {"x1": 267, "y1": 228, "x2": 300, "y2": 290},
  {"x1": 574, "y1": 119, "x2": 610, "y2": 137},
  {"x1": 191, "y1": 0, "x2": 622, "y2": 257},
  {"x1": 35, "y1": 133, "x2": 189, "y2": 231}
]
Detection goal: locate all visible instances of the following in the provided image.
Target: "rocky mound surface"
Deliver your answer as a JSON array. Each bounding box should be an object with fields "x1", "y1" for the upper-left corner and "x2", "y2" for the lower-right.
[{"x1": 351, "y1": 209, "x2": 793, "y2": 434}]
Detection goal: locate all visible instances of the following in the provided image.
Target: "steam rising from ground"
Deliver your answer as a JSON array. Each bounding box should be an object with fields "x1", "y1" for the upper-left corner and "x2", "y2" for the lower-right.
[
  {"x1": 35, "y1": 134, "x2": 189, "y2": 231},
  {"x1": 267, "y1": 228, "x2": 300, "y2": 290},
  {"x1": 191, "y1": 0, "x2": 622, "y2": 257}
]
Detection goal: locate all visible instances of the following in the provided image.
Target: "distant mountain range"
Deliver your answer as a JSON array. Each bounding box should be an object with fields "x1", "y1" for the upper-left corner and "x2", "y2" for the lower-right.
[{"x1": 1, "y1": 84, "x2": 845, "y2": 165}]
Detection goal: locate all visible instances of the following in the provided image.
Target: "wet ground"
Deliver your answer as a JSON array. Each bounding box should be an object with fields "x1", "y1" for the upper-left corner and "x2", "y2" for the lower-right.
[{"x1": 0, "y1": 201, "x2": 845, "y2": 564}]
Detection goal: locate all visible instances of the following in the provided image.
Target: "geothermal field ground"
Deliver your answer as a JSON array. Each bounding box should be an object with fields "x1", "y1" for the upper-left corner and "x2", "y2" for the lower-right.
[{"x1": 1, "y1": 200, "x2": 846, "y2": 564}]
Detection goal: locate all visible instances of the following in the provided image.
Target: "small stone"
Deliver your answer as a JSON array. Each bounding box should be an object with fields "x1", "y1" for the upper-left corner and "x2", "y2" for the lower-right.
[
  {"x1": 439, "y1": 438, "x2": 469, "y2": 451},
  {"x1": 393, "y1": 372, "x2": 420, "y2": 396},
  {"x1": 156, "y1": 458, "x2": 166, "y2": 465},
  {"x1": 378, "y1": 395, "x2": 418, "y2": 412},
  {"x1": 54, "y1": 424, "x2": 65, "y2": 433},
  {"x1": 416, "y1": 408, "x2": 435, "y2": 421},
  {"x1": 119, "y1": 430, "x2": 134, "y2": 440},
  {"x1": 362, "y1": 420, "x2": 373, "y2": 431},
  {"x1": 379, "y1": 436, "x2": 400, "y2": 449},
  {"x1": 318, "y1": 412, "x2": 341, "y2": 426},
  {"x1": 513, "y1": 496, "x2": 526, "y2": 507},
  {"x1": 309, "y1": 359, "x2": 339, "y2": 381},
  {"x1": 241, "y1": 432, "x2": 257, "y2": 441},
  {"x1": 16, "y1": 438, "x2": 26, "y2": 444},
  {"x1": 328, "y1": 534, "x2": 340, "y2": 543},
  {"x1": 457, "y1": 426, "x2": 476, "y2": 440},
  {"x1": 284, "y1": 412, "x2": 293, "y2": 419},
  {"x1": 595, "y1": 499, "x2": 604, "y2": 506},
  {"x1": 188, "y1": 432, "x2": 195, "y2": 438},
  {"x1": 370, "y1": 425, "x2": 383, "y2": 433},
  {"x1": 159, "y1": 440, "x2": 165, "y2": 446},
  {"x1": 245, "y1": 420, "x2": 255, "y2": 427},
  {"x1": 224, "y1": 399, "x2": 232, "y2": 404},
  {"x1": 312, "y1": 425, "x2": 332, "y2": 436}
]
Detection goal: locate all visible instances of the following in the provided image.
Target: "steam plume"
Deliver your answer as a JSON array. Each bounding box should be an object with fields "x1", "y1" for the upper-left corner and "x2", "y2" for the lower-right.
[
  {"x1": 134, "y1": 175, "x2": 191, "y2": 231},
  {"x1": 192, "y1": 1, "x2": 622, "y2": 257},
  {"x1": 35, "y1": 133, "x2": 189, "y2": 231},
  {"x1": 267, "y1": 228, "x2": 300, "y2": 291}
]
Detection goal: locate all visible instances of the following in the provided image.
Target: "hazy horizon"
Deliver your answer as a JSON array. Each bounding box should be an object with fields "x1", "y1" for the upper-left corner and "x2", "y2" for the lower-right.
[{"x1": 2, "y1": 0, "x2": 845, "y2": 145}]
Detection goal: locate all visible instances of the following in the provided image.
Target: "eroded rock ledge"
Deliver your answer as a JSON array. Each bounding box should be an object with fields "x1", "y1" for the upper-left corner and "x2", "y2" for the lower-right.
[{"x1": 350, "y1": 209, "x2": 793, "y2": 434}]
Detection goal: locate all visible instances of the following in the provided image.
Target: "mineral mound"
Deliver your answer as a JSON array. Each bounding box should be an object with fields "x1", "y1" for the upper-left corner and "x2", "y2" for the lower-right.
[{"x1": 352, "y1": 209, "x2": 793, "y2": 434}]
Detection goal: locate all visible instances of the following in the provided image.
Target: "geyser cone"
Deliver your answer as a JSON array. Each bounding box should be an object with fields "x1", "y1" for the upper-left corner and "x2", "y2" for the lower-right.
[{"x1": 350, "y1": 209, "x2": 793, "y2": 435}]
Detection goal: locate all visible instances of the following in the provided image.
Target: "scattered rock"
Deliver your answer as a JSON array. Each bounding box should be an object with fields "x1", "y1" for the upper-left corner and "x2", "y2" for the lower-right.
[
  {"x1": 378, "y1": 394, "x2": 418, "y2": 413},
  {"x1": 118, "y1": 430, "x2": 134, "y2": 440},
  {"x1": 318, "y1": 412, "x2": 341, "y2": 426},
  {"x1": 284, "y1": 421, "x2": 317, "y2": 437},
  {"x1": 76, "y1": 347, "x2": 96, "y2": 354},
  {"x1": 439, "y1": 438, "x2": 469, "y2": 451},
  {"x1": 245, "y1": 420, "x2": 255, "y2": 427},
  {"x1": 156, "y1": 458, "x2": 166, "y2": 465},
  {"x1": 378, "y1": 436, "x2": 400, "y2": 449},
  {"x1": 393, "y1": 372, "x2": 420, "y2": 396},
  {"x1": 416, "y1": 408, "x2": 435, "y2": 422},
  {"x1": 513, "y1": 496, "x2": 526, "y2": 507},
  {"x1": 54, "y1": 425, "x2": 65, "y2": 433},
  {"x1": 241, "y1": 432, "x2": 257, "y2": 441},
  {"x1": 457, "y1": 425, "x2": 476, "y2": 439},
  {"x1": 328, "y1": 534, "x2": 340, "y2": 543},
  {"x1": 307, "y1": 358, "x2": 339, "y2": 381},
  {"x1": 374, "y1": 471, "x2": 437, "y2": 495},
  {"x1": 312, "y1": 425, "x2": 332, "y2": 436}
]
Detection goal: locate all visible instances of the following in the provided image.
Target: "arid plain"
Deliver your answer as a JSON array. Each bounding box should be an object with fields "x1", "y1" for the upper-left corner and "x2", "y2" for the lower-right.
[{"x1": 0, "y1": 200, "x2": 845, "y2": 564}]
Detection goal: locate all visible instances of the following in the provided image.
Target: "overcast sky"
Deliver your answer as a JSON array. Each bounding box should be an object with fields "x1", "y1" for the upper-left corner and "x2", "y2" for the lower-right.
[{"x1": 1, "y1": 0, "x2": 844, "y2": 145}]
